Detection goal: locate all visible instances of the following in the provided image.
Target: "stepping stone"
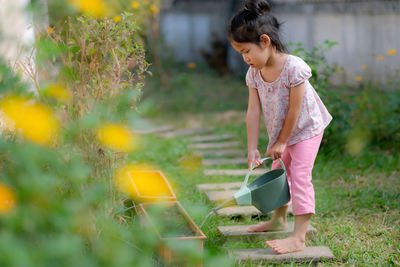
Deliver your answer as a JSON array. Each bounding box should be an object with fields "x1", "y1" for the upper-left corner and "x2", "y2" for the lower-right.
[
  {"x1": 218, "y1": 221, "x2": 316, "y2": 240},
  {"x1": 194, "y1": 149, "x2": 244, "y2": 157},
  {"x1": 230, "y1": 246, "x2": 334, "y2": 264},
  {"x1": 216, "y1": 205, "x2": 293, "y2": 217},
  {"x1": 188, "y1": 141, "x2": 241, "y2": 150},
  {"x1": 189, "y1": 134, "x2": 235, "y2": 143},
  {"x1": 204, "y1": 190, "x2": 237, "y2": 203},
  {"x1": 202, "y1": 158, "x2": 248, "y2": 166},
  {"x1": 204, "y1": 169, "x2": 266, "y2": 177},
  {"x1": 217, "y1": 206, "x2": 262, "y2": 217},
  {"x1": 196, "y1": 182, "x2": 243, "y2": 192},
  {"x1": 159, "y1": 128, "x2": 212, "y2": 138},
  {"x1": 133, "y1": 125, "x2": 174, "y2": 134}
]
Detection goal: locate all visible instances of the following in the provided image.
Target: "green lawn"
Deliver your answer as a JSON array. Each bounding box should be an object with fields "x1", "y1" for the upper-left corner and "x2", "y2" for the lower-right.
[{"x1": 133, "y1": 67, "x2": 400, "y2": 266}]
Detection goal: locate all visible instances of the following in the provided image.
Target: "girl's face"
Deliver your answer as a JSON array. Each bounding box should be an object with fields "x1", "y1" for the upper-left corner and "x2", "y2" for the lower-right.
[{"x1": 231, "y1": 39, "x2": 271, "y2": 70}]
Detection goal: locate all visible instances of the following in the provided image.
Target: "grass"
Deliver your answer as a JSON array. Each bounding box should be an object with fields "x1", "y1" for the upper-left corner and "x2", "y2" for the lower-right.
[{"x1": 130, "y1": 66, "x2": 400, "y2": 266}]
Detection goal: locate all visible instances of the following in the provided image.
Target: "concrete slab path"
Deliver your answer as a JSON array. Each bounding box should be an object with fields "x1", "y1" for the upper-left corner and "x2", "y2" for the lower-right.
[
  {"x1": 230, "y1": 246, "x2": 334, "y2": 264},
  {"x1": 204, "y1": 169, "x2": 266, "y2": 177},
  {"x1": 159, "y1": 128, "x2": 212, "y2": 138},
  {"x1": 188, "y1": 141, "x2": 241, "y2": 150},
  {"x1": 133, "y1": 125, "x2": 174, "y2": 134},
  {"x1": 216, "y1": 206, "x2": 262, "y2": 217},
  {"x1": 194, "y1": 149, "x2": 245, "y2": 157},
  {"x1": 202, "y1": 158, "x2": 248, "y2": 166},
  {"x1": 189, "y1": 134, "x2": 235, "y2": 143},
  {"x1": 218, "y1": 221, "x2": 316, "y2": 240},
  {"x1": 196, "y1": 182, "x2": 243, "y2": 191}
]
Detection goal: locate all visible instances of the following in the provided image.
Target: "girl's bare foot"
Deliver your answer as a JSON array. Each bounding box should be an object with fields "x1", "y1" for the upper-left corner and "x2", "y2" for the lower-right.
[
  {"x1": 248, "y1": 206, "x2": 288, "y2": 232},
  {"x1": 247, "y1": 217, "x2": 288, "y2": 232},
  {"x1": 265, "y1": 234, "x2": 305, "y2": 254}
]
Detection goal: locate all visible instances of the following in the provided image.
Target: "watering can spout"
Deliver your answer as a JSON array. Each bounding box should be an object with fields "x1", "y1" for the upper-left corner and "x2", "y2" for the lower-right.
[{"x1": 212, "y1": 196, "x2": 237, "y2": 212}]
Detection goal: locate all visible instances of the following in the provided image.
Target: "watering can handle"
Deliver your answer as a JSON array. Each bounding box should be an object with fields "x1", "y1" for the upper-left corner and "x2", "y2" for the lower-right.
[{"x1": 241, "y1": 157, "x2": 286, "y2": 189}]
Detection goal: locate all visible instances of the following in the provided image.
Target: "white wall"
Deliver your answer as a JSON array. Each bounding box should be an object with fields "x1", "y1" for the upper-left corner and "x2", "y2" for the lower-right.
[
  {"x1": 160, "y1": 0, "x2": 400, "y2": 85},
  {"x1": 0, "y1": 0, "x2": 35, "y2": 66}
]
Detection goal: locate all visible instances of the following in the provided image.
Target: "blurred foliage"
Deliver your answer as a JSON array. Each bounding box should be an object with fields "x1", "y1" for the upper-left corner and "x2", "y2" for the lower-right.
[
  {"x1": 289, "y1": 41, "x2": 400, "y2": 154},
  {"x1": 25, "y1": 13, "x2": 148, "y2": 120},
  {"x1": 0, "y1": 58, "x2": 160, "y2": 266},
  {"x1": 0, "y1": 0, "x2": 214, "y2": 266}
]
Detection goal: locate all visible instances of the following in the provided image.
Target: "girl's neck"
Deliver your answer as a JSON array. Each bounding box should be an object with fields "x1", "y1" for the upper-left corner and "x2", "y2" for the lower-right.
[{"x1": 265, "y1": 50, "x2": 287, "y2": 68}]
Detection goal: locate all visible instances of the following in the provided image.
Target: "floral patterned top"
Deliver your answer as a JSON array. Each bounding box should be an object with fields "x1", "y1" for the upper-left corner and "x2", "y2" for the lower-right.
[{"x1": 245, "y1": 54, "x2": 332, "y2": 150}]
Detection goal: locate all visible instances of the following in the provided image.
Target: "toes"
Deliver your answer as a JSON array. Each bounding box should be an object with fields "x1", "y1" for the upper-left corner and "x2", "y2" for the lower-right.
[
  {"x1": 275, "y1": 246, "x2": 288, "y2": 254},
  {"x1": 265, "y1": 240, "x2": 277, "y2": 249},
  {"x1": 270, "y1": 246, "x2": 281, "y2": 254}
]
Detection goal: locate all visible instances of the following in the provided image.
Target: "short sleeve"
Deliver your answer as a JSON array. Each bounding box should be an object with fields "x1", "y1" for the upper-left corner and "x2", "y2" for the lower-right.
[
  {"x1": 288, "y1": 57, "x2": 312, "y2": 87},
  {"x1": 245, "y1": 67, "x2": 257, "y2": 88}
]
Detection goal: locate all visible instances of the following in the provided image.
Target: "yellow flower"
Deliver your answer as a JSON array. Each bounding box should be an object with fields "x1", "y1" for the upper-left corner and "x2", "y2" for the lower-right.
[
  {"x1": 387, "y1": 49, "x2": 396, "y2": 55},
  {"x1": 68, "y1": 0, "x2": 108, "y2": 18},
  {"x1": 47, "y1": 27, "x2": 54, "y2": 34},
  {"x1": 355, "y1": 76, "x2": 362, "y2": 82},
  {"x1": 113, "y1": 15, "x2": 121, "y2": 22},
  {"x1": 0, "y1": 96, "x2": 60, "y2": 146},
  {"x1": 187, "y1": 62, "x2": 196, "y2": 69},
  {"x1": 361, "y1": 65, "x2": 367, "y2": 70},
  {"x1": 377, "y1": 55, "x2": 384, "y2": 61},
  {"x1": 97, "y1": 123, "x2": 138, "y2": 152},
  {"x1": 0, "y1": 183, "x2": 15, "y2": 215},
  {"x1": 131, "y1": 1, "x2": 139, "y2": 9},
  {"x1": 45, "y1": 84, "x2": 72, "y2": 103},
  {"x1": 149, "y1": 4, "x2": 159, "y2": 14},
  {"x1": 115, "y1": 164, "x2": 175, "y2": 201}
]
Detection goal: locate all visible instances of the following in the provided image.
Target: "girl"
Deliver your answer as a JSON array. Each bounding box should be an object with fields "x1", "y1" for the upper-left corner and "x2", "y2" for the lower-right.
[{"x1": 228, "y1": 0, "x2": 332, "y2": 254}]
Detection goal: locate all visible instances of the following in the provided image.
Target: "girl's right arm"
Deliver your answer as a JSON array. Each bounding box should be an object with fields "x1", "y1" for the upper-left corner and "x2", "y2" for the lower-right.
[{"x1": 246, "y1": 86, "x2": 262, "y2": 169}]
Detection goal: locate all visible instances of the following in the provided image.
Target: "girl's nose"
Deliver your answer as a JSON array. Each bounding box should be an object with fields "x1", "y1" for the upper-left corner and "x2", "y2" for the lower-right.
[{"x1": 242, "y1": 54, "x2": 250, "y2": 63}]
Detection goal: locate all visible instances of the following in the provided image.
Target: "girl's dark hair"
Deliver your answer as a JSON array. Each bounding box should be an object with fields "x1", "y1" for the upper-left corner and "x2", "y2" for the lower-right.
[{"x1": 228, "y1": 0, "x2": 286, "y2": 53}]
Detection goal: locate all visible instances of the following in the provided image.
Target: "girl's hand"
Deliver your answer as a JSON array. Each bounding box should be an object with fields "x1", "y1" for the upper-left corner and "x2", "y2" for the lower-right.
[
  {"x1": 248, "y1": 149, "x2": 262, "y2": 169},
  {"x1": 265, "y1": 141, "x2": 287, "y2": 160}
]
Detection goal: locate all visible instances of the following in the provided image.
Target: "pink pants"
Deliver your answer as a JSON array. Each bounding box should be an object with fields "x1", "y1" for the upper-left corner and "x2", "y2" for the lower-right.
[{"x1": 271, "y1": 132, "x2": 324, "y2": 216}]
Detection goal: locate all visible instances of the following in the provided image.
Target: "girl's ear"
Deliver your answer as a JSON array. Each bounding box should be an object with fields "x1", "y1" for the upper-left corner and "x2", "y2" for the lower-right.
[{"x1": 259, "y1": 34, "x2": 271, "y2": 48}]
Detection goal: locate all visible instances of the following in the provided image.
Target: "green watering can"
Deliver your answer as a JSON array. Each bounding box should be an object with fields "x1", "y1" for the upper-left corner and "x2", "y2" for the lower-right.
[{"x1": 200, "y1": 157, "x2": 290, "y2": 227}]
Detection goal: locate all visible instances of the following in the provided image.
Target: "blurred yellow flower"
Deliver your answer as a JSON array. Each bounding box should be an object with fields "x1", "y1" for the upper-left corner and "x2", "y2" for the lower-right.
[
  {"x1": 387, "y1": 49, "x2": 396, "y2": 55},
  {"x1": 45, "y1": 84, "x2": 72, "y2": 103},
  {"x1": 47, "y1": 27, "x2": 54, "y2": 34},
  {"x1": 377, "y1": 55, "x2": 384, "y2": 61},
  {"x1": 131, "y1": 1, "x2": 139, "y2": 9},
  {"x1": 68, "y1": 0, "x2": 108, "y2": 17},
  {"x1": 187, "y1": 62, "x2": 196, "y2": 69},
  {"x1": 97, "y1": 123, "x2": 138, "y2": 152},
  {"x1": 0, "y1": 183, "x2": 15, "y2": 215},
  {"x1": 361, "y1": 65, "x2": 367, "y2": 70},
  {"x1": 149, "y1": 4, "x2": 159, "y2": 14},
  {"x1": 355, "y1": 76, "x2": 362, "y2": 82},
  {"x1": 0, "y1": 96, "x2": 59, "y2": 146},
  {"x1": 113, "y1": 15, "x2": 121, "y2": 22},
  {"x1": 115, "y1": 164, "x2": 175, "y2": 201}
]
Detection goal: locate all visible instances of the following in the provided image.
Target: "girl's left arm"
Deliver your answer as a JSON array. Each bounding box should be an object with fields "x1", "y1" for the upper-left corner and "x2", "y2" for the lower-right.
[{"x1": 266, "y1": 83, "x2": 305, "y2": 160}]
